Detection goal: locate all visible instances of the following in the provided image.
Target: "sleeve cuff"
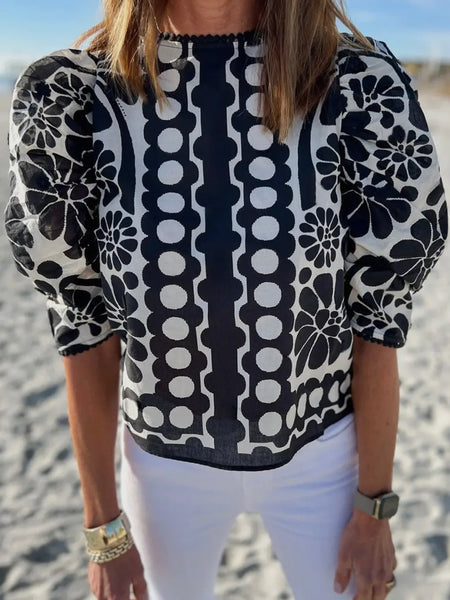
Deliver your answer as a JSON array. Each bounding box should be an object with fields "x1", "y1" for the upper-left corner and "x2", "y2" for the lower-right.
[
  {"x1": 56, "y1": 330, "x2": 117, "y2": 356},
  {"x1": 350, "y1": 320, "x2": 407, "y2": 348},
  {"x1": 46, "y1": 296, "x2": 114, "y2": 356}
]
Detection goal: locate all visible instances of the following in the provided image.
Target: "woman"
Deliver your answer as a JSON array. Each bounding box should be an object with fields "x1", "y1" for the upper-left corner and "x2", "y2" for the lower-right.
[{"x1": 4, "y1": 0, "x2": 448, "y2": 598}]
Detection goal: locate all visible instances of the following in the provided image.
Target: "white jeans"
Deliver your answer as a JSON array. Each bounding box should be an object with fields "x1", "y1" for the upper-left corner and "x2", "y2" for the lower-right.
[{"x1": 119, "y1": 412, "x2": 359, "y2": 600}]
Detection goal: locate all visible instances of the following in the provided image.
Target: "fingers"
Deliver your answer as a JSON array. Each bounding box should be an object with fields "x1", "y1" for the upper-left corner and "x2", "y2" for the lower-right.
[
  {"x1": 334, "y1": 560, "x2": 352, "y2": 594},
  {"x1": 372, "y1": 573, "x2": 396, "y2": 600},
  {"x1": 352, "y1": 571, "x2": 396, "y2": 600},
  {"x1": 133, "y1": 576, "x2": 149, "y2": 600}
]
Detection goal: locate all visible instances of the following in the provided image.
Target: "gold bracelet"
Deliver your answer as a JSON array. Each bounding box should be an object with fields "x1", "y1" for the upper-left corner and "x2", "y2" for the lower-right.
[
  {"x1": 83, "y1": 510, "x2": 133, "y2": 554},
  {"x1": 87, "y1": 535, "x2": 135, "y2": 564}
]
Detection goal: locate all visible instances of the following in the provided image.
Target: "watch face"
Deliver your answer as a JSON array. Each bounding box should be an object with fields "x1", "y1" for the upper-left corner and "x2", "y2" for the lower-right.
[{"x1": 379, "y1": 493, "x2": 399, "y2": 518}]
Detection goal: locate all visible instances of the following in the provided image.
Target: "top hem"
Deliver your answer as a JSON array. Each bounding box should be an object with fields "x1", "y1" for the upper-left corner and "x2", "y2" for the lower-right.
[
  {"x1": 123, "y1": 404, "x2": 355, "y2": 471},
  {"x1": 157, "y1": 29, "x2": 262, "y2": 45}
]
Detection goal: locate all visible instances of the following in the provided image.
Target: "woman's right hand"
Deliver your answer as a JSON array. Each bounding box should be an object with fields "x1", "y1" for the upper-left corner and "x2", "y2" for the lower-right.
[{"x1": 88, "y1": 544, "x2": 149, "y2": 600}]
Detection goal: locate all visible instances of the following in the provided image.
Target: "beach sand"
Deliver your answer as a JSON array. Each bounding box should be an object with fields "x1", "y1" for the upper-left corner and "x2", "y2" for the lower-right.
[{"x1": 1, "y1": 90, "x2": 449, "y2": 599}]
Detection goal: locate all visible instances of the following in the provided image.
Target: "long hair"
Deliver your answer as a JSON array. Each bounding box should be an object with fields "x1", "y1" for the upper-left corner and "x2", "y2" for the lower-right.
[{"x1": 74, "y1": 0, "x2": 374, "y2": 141}]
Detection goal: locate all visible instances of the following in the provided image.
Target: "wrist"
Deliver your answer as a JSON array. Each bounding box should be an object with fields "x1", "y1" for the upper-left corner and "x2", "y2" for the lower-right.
[
  {"x1": 357, "y1": 484, "x2": 393, "y2": 497},
  {"x1": 352, "y1": 505, "x2": 386, "y2": 525},
  {"x1": 84, "y1": 505, "x2": 121, "y2": 529}
]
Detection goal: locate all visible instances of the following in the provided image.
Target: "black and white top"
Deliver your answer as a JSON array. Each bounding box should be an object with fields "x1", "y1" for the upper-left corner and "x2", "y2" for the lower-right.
[{"x1": 5, "y1": 31, "x2": 448, "y2": 470}]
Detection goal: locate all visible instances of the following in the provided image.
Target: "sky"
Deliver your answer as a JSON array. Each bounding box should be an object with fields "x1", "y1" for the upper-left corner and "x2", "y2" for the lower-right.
[{"x1": 1, "y1": 0, "x2": 450, "y2": 77}]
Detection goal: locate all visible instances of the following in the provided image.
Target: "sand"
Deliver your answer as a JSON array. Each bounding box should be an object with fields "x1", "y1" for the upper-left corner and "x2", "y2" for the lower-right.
[{"x1": 1, "y1": 90, "x2": 449, "y2": 600}]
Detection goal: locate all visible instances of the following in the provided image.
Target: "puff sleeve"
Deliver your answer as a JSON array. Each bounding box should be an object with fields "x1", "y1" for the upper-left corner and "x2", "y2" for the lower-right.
[
  {"x1": 338, "y1": 38, "x2": 448, "y2": 347},
  {"x1": 4, "y1": 49, "x2": 115, "y2": 356}
]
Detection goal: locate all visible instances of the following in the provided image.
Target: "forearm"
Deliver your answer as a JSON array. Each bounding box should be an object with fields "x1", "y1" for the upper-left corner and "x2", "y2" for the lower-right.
[
  {"x1": 62, "y1": 333, "x2": 122, "y2": 528},
  {"x1": 351, "y1": 335, "x2": 400, "y2": 514}
]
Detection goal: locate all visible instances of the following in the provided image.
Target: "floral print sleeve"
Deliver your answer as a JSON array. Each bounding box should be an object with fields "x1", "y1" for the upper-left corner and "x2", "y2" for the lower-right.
[
  {"x1": 338, "y1": 38, "x2": 448, "y2": 347},
  {"x1": 4, "y1": 49, "x2": 114, "y2": 356}
]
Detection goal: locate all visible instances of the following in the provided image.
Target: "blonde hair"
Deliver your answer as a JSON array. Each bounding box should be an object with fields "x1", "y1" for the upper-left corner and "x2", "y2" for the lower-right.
[{"x1": 74, "y1": 0, "x2": 374, "y2": 141}]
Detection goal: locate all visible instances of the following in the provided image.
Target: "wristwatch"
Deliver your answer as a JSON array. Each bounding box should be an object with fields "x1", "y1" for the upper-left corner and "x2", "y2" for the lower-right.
[
  {"x1": 83, "y1": 510, "x2": 132, "y2": 552},
  {"x1": 354, "y1": 489, "x2": 400, "y2": 519}
]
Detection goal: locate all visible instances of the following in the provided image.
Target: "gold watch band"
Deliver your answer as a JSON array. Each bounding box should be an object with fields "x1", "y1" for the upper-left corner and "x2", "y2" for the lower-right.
[{"x1": 83, "y1": 510, "x2": 132, "y2": 553}]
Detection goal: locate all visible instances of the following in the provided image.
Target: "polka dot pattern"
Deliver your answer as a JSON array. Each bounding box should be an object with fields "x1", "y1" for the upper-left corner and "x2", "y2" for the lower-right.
[
  {"x1": 252, "y1": 216, "x2": 279, "y2": 241},
  {"x1": 158, "y1": 68, "x2": 181, "y2": 92},
  {"x1": 249, "y1": 157, "x2": 276, "y2": 180},
  {"x1": 158, "y1": 129, "x2": 184, "y2": 154},
  {"x1": 156, "y1": 219, "x2": 185, "y2": 244},
  {"x1": 162, "y1": 317, "x2": 189, "y2": 340},
  {"x1": 249, "y1": 187, "x2": 277, "y2": 209},
  {"x1": 158, "y1": 161, "x2": 184, "y2": 185},
  {"x1": 248, "y1": 124, "x2": 274, "y2": 151},
  {"x1": 259, "y1": 412, "x2": 283, "y2": 437},
  {"x1": 169, "y1": 376, "x2": 195, "y2": 398},
  {"x1": 256, "y1": 379, "x2": 281, "y2": 403},
  {"x1": 158, "y1": 251, "x2": 186, "y2": 276},
  {"x1": 256, "y1": 347, "x2": 283, "y2": 372},
  {"x1": 157, "y1": 192, "x2": 185, "y2": 213},
  {"x1": 169, "y1": 406, "x2": 194, "y2": 429},
  {"x1": 142, "y1": 406, "x2": 164, "y2": 428},
  {"x1": 155, "y1": 97, "x2": 182, "y2": 120},
  {"x1": 160, "y1": 285, "x2": 188, "y2": 309},
  {"x1": 123, "y1": 398, "x2": 139, "y2": 421},
  {"x1": 166, "y1": 347, "x2": 191, "y2": 369},
  {"x1": 246, "y1": 92, "x2": 263, "y2": 118},
  {"x1": 139, "y1": 41, "x2": 209, "y2": 448},
  {"x1": 251, "y1": 249, "x2": 279, "y2": 274},
  {"x1": 37, "y1": 35, "x2": 359, "y2": 468},
  {"x1": 254, "y1": 282, "x2": 282, "y2": 308},
  {"x1": 255, "y1": 315, "x2": 283, "y2": 340}
]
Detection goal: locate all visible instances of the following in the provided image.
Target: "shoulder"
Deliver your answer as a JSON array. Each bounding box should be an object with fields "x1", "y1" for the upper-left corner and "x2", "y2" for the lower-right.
[
  {"x1": 335, "y1": 33, "x2": 416, "y2": 93},
  {"x1": 13, "y1": 48, "x2": 101, "y2": 99},
  {"x1": 9, "y1": 49, "x2": 103, "y2": 156}
]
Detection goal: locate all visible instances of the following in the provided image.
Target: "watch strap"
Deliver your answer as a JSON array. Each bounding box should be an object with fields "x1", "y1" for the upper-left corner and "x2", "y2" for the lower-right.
[
  {"x1": 354, "y1": 489, "x2": 400, "y2": 519},
  {"x1": 354, "y1": 489, "x2": 379, "y2": 517}
]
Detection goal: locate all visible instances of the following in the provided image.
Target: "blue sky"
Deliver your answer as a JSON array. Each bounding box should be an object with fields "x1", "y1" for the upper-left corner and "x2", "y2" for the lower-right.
[{"x1": 1, "y1": 0, "x2": 449, "y2": 76}]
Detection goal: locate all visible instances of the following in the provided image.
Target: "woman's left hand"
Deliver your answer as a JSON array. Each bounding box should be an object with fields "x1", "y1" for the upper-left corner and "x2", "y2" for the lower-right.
[{"x1": 333, "y1": 510, "x2": 397, "y2": 599}]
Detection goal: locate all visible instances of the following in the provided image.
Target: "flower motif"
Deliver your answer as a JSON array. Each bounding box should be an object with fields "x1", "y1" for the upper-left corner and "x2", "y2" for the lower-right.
[
  {"x1": 375, "y1": 126, "x2": 433, "y2": 182},
  {"x1": 4, "y1": 191, "x2": 35, "y2": 271},
  {"x1": 295, "y1": 272, "x2": 352, "y2": 373},
  {"x1": 64, "y1": 288, "x2": 111, "y2": 330},
  {"x1": 350, "y1": 288, "x2": 402, "y2": 332},
  {"x1": 316, "y1": 133, "x2": 340, "y2": 191},
  {"x1": 102, "y1": 272, "x2": 148, "y2": 383},
  {"x1": 348, "y1": 74, "x2": 405, "y2": 128},
  {"x1": 11, "y1": 81, "x2": 67, "y2": 149},
  {"x1": 341, "y1": 181, "x2": 414, "y2": 240},
  {"x1": 298, "y1": 207, "x2": 340, "y2": 268},
  {"x1": 93, "y1": 140, "x2": 120, "y2": 206},
  {"x1": 97, "y1": 210, "x2": 138, "y2": 271},
  {"x1": 47, "y1": 286, "x2": 110, "y2": 348},
  {"x1": 50, "y1": 71, "x2": 93, "y2": 114},
  {"x1": 19, "y1": 152, "x2": 95, "y2": 246},
  {"x1": 348, "y1": 271, "x2": 411, "y2": 347},
  {"x1": 389, "y1": 213, "x2": 447, "y2": 291}
]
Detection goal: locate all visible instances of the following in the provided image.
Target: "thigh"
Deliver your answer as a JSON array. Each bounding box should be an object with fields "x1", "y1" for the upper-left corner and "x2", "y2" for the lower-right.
[
  {"x1": 257, "y1": 413, "x2": 359, "y2": 600},
  {"x1": 119, "y1": 423, "x2": 242, "y2": 600}
]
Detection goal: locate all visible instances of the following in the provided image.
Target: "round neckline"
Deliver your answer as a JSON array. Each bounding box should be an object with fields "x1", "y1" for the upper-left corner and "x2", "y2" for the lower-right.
[{"x1": 157, "y1": 28, "x2": 262, "y2": 45}]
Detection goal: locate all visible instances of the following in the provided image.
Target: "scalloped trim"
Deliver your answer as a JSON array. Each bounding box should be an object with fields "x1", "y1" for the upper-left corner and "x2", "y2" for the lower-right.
[
  {"x1": 352, "y1": 328, "x2": 405, "y2": 348},
  {"x1": 157, "y1": 29, "x2": 261, "y2": 44},
  {"x1": 57, "y1": 330, "x2": 116, "y2": 357}
]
